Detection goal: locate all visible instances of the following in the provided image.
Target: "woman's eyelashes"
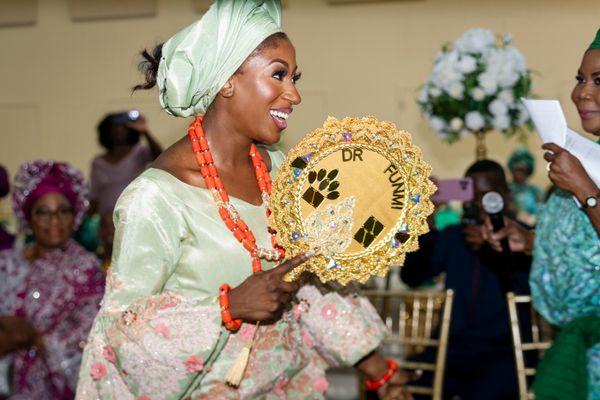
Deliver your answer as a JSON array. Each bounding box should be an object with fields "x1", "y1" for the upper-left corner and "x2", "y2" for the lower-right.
[
  {"x1": 272, "y1": 69, "x2": 287, "y2": 81},
  {"x1": 574, "y1": 74, "x2": 600, "y2": 85},
  {"x1": 272, "y1": 69, "x2": 301, "y2": 84}
]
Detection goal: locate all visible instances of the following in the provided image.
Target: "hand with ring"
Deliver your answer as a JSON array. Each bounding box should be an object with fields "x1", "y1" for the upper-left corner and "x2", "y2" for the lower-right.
[{"x1": 542, "y1": 142, "x2": 596, "y2": 199}]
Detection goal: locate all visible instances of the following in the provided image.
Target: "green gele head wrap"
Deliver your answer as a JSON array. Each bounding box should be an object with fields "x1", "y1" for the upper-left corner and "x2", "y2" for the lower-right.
[
  {"x1": 508, "y1": 146, "x2": 535, "y2": 175},
  {"x1": 588, "y1": 28, "x2": 600, "y2": 51},
  {"x1": 157, "y1": 0, "x2": 281, "y2": 118}
]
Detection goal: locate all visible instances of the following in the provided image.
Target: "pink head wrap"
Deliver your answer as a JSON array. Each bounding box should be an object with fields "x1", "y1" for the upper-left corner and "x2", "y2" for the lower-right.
[{"x1": 12, "y1": 161, "x2": 89, "y2": 232}]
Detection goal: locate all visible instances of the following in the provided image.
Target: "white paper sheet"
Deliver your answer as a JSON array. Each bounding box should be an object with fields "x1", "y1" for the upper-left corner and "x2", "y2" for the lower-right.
[
  {"x1": 521, "y1": 98, "x2": 600, "y2": 188},
  {"x1": 521, "y1": 99, "x2": 567, "y2": 146}
]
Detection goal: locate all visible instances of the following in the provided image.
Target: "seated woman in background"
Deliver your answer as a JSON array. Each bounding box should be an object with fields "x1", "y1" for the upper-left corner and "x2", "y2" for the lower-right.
[
  {"x1": 89, "y1": 111, "x2": 163, "y2": 216},
  {"x1": 486, "y1": 28, "x2": 600, "y2": 400},
  {"x1": 0, "y1": 161, "x2": 105, "y2": 399},
  {"x1": 506, "y1": 146, "x2": 543, "y2": 225}
]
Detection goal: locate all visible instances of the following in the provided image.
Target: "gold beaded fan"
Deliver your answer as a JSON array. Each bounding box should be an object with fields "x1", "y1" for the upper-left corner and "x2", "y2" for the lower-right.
[{"x1": 269, "y1": 116, "x2": 436, "y2": 285}]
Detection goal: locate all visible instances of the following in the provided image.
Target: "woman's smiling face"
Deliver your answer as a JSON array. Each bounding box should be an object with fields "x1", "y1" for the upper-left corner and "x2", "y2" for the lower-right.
[
  {"x1": 29, "y1": 192, "x2": 75, "y2": 249},
  {"x1": 571, "y1": 49, "x2": 600, "y2": 136},
  {"x1": 226, "y1": 36, "x2": 302, "y2": 145}
]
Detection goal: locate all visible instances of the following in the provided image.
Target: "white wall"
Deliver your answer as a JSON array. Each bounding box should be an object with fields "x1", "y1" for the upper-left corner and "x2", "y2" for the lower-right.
[{"x1": 1, "y1": 0, "x2": 599, "y2": 223}]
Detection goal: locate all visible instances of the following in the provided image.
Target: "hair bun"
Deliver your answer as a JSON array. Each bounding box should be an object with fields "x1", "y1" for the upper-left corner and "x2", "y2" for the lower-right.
[{"x1": 133, "y1": 43, "x2": 163, "y2": 92}]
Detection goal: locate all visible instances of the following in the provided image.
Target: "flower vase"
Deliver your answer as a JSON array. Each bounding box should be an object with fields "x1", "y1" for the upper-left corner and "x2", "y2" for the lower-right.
[
  {"x1": 475, "y1": 131, "x2": 487, "y2": 160},
  {"x1": 417, "y1": 28, "x2": 533, "y2": 147}
]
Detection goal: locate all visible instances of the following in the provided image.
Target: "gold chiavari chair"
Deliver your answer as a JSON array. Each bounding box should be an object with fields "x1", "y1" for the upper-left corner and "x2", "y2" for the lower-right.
[
  {"x1": 506, "y1": 292, "x2": 554, "y2": 400},
  {"x1": 361, "y1": 289, "x2": 454, "y2": 400}
]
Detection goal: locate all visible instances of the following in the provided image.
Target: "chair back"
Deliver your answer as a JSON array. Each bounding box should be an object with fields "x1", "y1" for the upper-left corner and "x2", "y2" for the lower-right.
[
  {"x1": 506, "y1": 292, "x2": 554, "y2": 400},
  {"x1": 362, "y1": 288, "x2": 454, "y2": 400}
]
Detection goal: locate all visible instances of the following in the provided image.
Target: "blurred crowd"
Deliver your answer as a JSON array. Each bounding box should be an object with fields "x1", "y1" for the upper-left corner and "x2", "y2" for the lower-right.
[{"x1": 0, "y1": 111, "x2": 162, "y2": 398}]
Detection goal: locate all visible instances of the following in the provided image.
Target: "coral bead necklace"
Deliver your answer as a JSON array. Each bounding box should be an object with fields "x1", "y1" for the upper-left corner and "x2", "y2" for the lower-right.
[{"x1": 188, "y1": 115, "x2": 285, "y2": 274}]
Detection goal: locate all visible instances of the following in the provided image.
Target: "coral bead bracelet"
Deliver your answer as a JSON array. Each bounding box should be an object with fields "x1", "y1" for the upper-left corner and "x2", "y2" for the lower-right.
[{"x1": 365, "y1": 358, "x2": 399, "y2": 391}]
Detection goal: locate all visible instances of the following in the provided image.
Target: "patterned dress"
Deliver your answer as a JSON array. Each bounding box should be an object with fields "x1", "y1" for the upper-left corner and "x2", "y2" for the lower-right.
[
  {"x1": 0, "y1": 240, "x2": 105, "y2": 399},
  {"x1": 509, "y1": 182, "x2": 543, "y2": 222},
  {"x1": 76, "y1": 150, "x2": 386, "y2": 399},
  {"x1": 530, "y1": 189, "x2": 600, "y2": 399}
]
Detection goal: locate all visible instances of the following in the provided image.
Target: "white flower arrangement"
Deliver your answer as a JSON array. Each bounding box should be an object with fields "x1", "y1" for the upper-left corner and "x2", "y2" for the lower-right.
[{"x1": 418, "y1": 28, "x2": 533, "y2": 143}]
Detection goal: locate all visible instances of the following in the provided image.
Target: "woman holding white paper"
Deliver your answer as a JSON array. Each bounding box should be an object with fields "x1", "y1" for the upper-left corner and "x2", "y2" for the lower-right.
[{"x1": 485, "y1": 29, "x2": 600, "y2": 400}]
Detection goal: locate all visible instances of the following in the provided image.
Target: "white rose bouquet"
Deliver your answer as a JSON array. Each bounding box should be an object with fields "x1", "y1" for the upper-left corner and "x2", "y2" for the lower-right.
[{"x1": 418, "y1": 28, "x2": 533, "y2": 143}]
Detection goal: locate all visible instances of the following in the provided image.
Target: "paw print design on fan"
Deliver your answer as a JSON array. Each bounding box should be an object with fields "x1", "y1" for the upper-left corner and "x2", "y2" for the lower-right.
[{"x1": 302, "y1": 168, "x2": 340, "y2": 208}]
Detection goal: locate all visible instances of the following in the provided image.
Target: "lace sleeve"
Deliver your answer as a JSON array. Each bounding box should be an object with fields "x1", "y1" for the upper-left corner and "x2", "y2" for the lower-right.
[
  {"x1": 76, "y1": 178, "x2": 227, "y2": 399},
  {"x1": 296, "y1": 284, "x2": 386, "y2": 367}
]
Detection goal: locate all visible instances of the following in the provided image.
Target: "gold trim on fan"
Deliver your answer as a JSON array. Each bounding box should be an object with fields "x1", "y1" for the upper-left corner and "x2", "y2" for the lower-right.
[{"x1": 269, "y1": 116, "x2": 435, "y2": 285}]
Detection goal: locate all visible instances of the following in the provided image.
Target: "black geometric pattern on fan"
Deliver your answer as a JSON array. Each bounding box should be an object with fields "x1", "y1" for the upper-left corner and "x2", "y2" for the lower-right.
[
  {"x1": 291, "y1": 156, "x2": 308, "y2": 170},
  {"x1": 302, "y1": 168, "x2": 340, "y2": 208},
  {"x1": 354, "y1": 216, "x2": 384, "y2": 248}
]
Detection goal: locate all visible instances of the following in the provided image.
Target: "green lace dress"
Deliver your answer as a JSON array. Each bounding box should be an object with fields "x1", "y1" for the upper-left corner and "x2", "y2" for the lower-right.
[{"x1": 76, "y1": 150, "x2": 386, "y2": 399}]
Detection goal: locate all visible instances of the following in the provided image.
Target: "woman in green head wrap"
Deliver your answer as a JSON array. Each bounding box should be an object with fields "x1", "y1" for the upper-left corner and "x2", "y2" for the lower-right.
[
  {"x1": 507, "y1": 146, "x2": 543, "y2": 223},
  {"x1": 76, "y1": 1, "x2": 412, "y2": 399},
  {"x1": 484, "y1": 28, "x2": 600, "y2": 400}
]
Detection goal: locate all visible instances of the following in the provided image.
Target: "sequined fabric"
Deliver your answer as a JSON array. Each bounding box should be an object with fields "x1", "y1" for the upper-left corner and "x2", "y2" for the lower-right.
[
  {"x1": 0, "y1": 240, "x2": 105, "y2": 399},
  {"x1": 304, "y1": 196, "x2": 356, "y2": 257},
  {"x1": 530, "y1": 189, "x2": 600, "y2": 399},
  {"x1": 76, "y1": 149, "x2": 386, "y2": 399}
]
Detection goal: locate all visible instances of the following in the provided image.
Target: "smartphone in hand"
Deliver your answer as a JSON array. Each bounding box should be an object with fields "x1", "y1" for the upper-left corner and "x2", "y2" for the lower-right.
[{"x1": 431, "y1": 177, "x2": 474, "y2": 203}]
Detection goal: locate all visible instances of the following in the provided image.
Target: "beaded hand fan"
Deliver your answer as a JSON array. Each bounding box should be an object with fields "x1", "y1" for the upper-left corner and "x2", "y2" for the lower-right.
[{"x1": 269, "y1": 116, "x2": 436, "y2": 285}]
